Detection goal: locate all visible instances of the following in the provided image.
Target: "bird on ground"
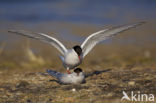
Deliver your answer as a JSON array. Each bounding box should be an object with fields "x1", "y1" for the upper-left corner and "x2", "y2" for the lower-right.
[
  {"x1": 8, "y1": 22, "x2": 145, "y2": 73},
  {"x1": 46, "y1": 68, "x2": 85, "y2": 84}
]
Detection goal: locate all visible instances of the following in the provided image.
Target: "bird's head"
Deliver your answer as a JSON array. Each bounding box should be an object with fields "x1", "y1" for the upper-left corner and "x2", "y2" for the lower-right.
[
  {"x1": 74, "y1": 68, "x2": 83, "y2": 76},
  {"x1": 73, "y1": 45, "x2": 82, "y2": 56}
]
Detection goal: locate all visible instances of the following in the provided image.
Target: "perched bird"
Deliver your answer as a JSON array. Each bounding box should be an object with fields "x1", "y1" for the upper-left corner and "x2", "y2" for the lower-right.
[
  {"x1": 8, "y1": 22, "x2": 145, "y2": 73},
  {"x1": 46, "y1": 68, "x2": 85, "y2": 84}
]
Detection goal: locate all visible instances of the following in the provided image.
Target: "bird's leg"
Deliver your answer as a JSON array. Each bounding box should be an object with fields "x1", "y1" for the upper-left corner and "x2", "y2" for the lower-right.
[{"x1": 67, "y1": 67, "x2": 71, "y2": 74}]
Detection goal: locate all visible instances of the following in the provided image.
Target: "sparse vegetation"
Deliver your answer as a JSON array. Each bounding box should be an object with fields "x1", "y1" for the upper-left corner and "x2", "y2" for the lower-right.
[
  {"x1": 0, "y1": 43, "x2": 156, "y2": 103},
  {"x1": 0, "y1": 21, "x2": 156, "y2": 103}
]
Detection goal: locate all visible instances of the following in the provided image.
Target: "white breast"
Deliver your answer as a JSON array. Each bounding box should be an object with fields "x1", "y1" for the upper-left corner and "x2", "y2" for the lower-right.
[
  {"x1": 64, "y1": 49, "x2": 80, "y2": 68},
  {"x1": 60, "y1": 73, "x2": 85, "y2": 84}
]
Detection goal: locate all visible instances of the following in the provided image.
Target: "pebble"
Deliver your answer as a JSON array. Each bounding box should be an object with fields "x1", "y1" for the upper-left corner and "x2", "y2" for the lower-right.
[
  {"x1": 128, "y1": 81, "x2": 135, "y2": 86},
  {"x1": 72, "y1": 88, "x2": 76, "y2": 92}
]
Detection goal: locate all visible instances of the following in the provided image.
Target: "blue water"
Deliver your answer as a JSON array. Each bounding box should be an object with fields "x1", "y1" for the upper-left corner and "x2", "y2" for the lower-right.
[
  {"x1": 0, "y1": 0, "x2": 156, "y2": 45},
  {"x1": 0, "y1": 0, "x2": 156, "y2": 24}
]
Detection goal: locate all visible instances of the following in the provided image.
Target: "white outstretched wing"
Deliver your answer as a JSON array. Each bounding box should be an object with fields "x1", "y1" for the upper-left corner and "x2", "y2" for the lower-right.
[
  {"x1": 81, "y1": 22, "x2": 145, "y2": 57},
  {"x1": 8, "y1": 30, "x2": 68, "y2": 55}
]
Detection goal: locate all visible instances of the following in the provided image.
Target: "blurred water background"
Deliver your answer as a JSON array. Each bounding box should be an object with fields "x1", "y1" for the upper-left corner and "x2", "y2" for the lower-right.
[
  {"x1": 0, "y1": 0, "x2": 156, "y2": 63},
  {"x1": 0, "y1": 0, "x2": 156, "y2": 24},
  {"x1": 0, "y1": 0, "x2": 155, "y2": 41}
]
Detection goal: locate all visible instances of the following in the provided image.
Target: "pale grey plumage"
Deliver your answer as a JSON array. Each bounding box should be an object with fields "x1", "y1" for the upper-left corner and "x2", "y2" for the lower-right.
[
  {"x1": 8, "y1": 30, "x2": 67, "y2": 55},
  {"x1": 8, "y1": 30, "x2": 80, "y2": 69},
  {"x1": 46, "y1": 69, "x2": 85, "y2": 84},
  {"x1": 81, "y1": 22, "x2": 145, "y2": 57},
  {"x1": 8, "y1": 21, "x2": 145, "y2": 70}
]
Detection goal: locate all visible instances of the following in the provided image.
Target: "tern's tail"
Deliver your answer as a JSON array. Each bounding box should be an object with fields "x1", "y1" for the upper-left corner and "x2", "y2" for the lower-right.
[
  {"x1": 46, "y1": 69, "x2": 62, "y2": 79},
  {"x1": 59, "y1": 55, "x2": 64, "y2": 62}
]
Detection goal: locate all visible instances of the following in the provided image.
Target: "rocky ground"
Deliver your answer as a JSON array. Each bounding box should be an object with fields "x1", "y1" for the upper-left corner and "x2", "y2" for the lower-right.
[
  {"x1": 0, "y1": 66, "x2": 156, "y2": 103},
  {"x1": 0, "y1": 45, "x2": 156, "y2": 103},
  {"x1": 0, "y1": 21, "x2": 156, "y2": 103}
]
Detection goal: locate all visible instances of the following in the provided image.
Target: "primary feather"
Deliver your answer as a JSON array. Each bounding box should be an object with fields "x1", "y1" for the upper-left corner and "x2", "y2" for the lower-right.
[
  {"x1": 46, "y1": 69, "x2": 63, "y2": 79},
  {"x1": 81, "y1": 22, "x2": 145, "y2": 57},
  {"x1": 8, "y1": 30, "x2": 67, "y2": 55}
]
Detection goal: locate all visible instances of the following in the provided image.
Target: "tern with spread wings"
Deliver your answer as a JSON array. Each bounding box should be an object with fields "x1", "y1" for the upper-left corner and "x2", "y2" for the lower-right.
[{"x1": 8, "y1": 22, "x2": 144, "y2": 73}]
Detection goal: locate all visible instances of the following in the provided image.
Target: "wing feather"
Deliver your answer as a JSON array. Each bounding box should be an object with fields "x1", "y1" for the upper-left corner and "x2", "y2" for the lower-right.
[
  {"x1": 46, "y1": 69, "x2": 63, "y2": 79},
  {"x1": 8, "y1": 30, "x2": 68, "y2": 55},
  {"x1": 81, "y1": 22, "x2": 145, "y2": 57}
]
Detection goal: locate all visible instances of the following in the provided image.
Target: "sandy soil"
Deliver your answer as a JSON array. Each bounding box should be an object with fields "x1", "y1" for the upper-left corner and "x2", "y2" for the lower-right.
[
  {"x1": 0, "y1": 21, "x2": 156, "y2": 103},
  {"x1": 0, "y1": 44, "x2": 156, "y2": 103}
]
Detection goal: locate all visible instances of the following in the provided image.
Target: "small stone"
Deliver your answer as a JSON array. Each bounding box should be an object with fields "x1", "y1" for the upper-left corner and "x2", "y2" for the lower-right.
[
  {"x1": 128, "y1": 81, "x2": 135, "y2": 86},
  {"x1": 106, "y1": 92, "x2": 114, "y2": 97},
  {"x1": 72, "y1": 88, "x2": 76, "y2": 92},
  {"x1": 27, "y1": 99, "x2": 31, "y2": 103},
  {"x1": 16, "y1": 80, "x2": 29, "y2": 88},
  {"x1": 64, "y1": 97, "x2": 74, "y2": 103},
  {"x1": 49, "y1": 98, "x2": 52, "y2": 101}
]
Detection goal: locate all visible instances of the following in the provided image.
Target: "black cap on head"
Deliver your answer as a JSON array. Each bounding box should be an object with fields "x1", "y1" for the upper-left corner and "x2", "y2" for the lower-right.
[
  {"x1": 74, "y1": 68, "x2": 82, "y2": 73},
  {"x1": 73, "y1": 45, "x2": 82, "y2": 56}
]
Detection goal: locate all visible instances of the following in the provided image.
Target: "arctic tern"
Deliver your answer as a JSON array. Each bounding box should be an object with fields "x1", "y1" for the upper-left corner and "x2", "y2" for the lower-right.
[
  {"x1": 46, "y1": 68, "x2": 85, "y2": 84},
  {"x1": 8, "y1": 22, "x2": 145, "y2": 73}
]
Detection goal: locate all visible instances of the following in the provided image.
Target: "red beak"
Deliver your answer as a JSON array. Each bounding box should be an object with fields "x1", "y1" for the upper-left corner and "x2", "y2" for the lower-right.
[
  {"x1": 78, "y1": 56, "x2": 80, "y2": 60},
  {"x1": 67, "y1": 70, "x2": 71, "y2": 74}
]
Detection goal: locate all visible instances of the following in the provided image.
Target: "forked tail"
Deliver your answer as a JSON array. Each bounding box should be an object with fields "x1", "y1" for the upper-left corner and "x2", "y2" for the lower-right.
[{"x1": 46, "y1": 69, "x2": 63, "y2": 79}]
